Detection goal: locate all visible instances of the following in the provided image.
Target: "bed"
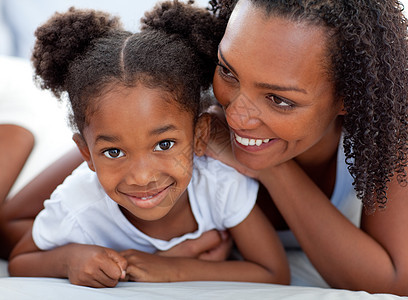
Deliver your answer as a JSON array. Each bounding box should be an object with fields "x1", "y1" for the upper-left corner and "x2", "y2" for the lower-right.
[{"x1": 0, "y1": 255, "x2": 406, "y2": 299}]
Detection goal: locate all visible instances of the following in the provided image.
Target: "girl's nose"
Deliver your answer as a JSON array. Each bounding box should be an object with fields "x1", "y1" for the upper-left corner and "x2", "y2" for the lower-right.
[
  {"x1": 124, "y1": 156, "x2": 157, "y2": 187},
  {"x1": 224, "y1": 92, "x2": 262, "y2": 130}
]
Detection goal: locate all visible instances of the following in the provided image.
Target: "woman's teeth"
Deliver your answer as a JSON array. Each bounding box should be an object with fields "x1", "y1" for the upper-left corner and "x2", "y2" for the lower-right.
[{"x1": 235, "y1": 133, "x2": 270, "y2": 146}]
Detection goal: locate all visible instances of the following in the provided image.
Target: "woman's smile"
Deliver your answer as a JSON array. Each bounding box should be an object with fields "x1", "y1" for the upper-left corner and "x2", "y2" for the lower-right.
[{"x1": 233, "y1": 131, "x2": 278, "y2": 152}]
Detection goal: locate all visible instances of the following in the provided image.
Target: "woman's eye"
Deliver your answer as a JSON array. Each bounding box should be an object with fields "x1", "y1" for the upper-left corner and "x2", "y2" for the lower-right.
[
  {"x1": 266, "y1": 95, "x2": 293, "y2": 109},
  {"x1": 103, "y1": 148, "x2": 124, "y2": 159},
  {"x1": 217, "y1": 63, "x2": 237, "y2": 81},
  {"x1": 154, "y1": 140, "x2": 175, "y2": 151}
]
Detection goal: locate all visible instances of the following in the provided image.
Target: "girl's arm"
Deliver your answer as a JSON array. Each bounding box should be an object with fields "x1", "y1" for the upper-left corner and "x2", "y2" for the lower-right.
[
  {"x1": 8, "y1": 228, "x2": 127, "y2": 288},
  {"x1": 258, "y1": 160, "x2": 408, "y2": 295},
  {"x1": 121, "y1": 205, "x2": 290, "y2": 284}
]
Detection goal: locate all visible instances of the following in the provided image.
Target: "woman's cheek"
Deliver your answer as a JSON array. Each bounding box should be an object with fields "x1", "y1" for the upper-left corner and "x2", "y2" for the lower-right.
[{"x1": 212, "y1": 75, "x2": 232, "y2": 107}]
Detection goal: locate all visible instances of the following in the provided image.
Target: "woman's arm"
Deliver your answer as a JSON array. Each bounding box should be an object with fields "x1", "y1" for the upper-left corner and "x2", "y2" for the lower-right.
[
  {"x1": 8, "y1": 229, "x2": 127, "y2": 288},
  {"x1": 0, "y1": 125, "x2": 34, "y2": 204},
  {"x1": 122, "y1": 205, "x2": 290, "y2": 284},
  {"x1": 259, "y1": 160, "x2": 408, "y2": 295},
  {"x1": 0, "y1": 147, "x2": 83, "y2": 258}
]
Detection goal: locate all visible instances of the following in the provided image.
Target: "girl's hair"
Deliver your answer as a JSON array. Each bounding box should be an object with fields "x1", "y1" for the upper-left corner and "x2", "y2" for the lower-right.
[
  {"x1": 209, "y1": 0, "x2": 408, "y2": 210},
  {"x1": 32, "y1": 1, "x2": 223, "y2": 134}
]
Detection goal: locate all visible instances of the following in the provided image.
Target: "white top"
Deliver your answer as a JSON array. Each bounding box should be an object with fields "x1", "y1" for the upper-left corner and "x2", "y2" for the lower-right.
[
  {"x1": 278, "y1": 137, "x2": 362, "y2": 248},
  {"x1": 32, "y1": 156, "x2": 259, "y2": 253},
  {"x1": 0, "y1": 55, "x2": 75, "y2": 197}
]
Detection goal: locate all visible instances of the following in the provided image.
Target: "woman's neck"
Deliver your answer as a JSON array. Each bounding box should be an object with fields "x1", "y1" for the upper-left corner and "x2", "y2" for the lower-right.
[{"x1": 295, "y1": 116, "x2": 343, "y2": 198}]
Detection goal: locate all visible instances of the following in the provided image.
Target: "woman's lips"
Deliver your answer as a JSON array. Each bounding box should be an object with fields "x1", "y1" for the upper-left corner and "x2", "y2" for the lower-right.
[
  {"x1": 233, "y1": 132, "x2": 277, "y2": 151},
  {"x1": 234, "y1": 133, "x2": 270, "y2": 146}
]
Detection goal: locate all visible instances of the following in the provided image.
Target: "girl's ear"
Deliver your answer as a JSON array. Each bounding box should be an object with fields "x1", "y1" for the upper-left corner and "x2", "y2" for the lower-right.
[
  {"x1": 194, "y1": 113, "x2": 211, "y2": 157},
  {"x1": 72, "y1": 133, "x2": 95, "y2": 172}
]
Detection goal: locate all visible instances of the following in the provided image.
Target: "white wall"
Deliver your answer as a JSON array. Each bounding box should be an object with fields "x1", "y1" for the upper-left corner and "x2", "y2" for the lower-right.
[{"x1": 0, "y1": 0, "x2": 210, "y2": 58}]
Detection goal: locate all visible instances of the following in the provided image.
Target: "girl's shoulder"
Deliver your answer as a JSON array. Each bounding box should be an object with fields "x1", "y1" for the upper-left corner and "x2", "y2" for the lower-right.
[{"x1": 47, "y1": 162, "x2": 106, "y2": 212}]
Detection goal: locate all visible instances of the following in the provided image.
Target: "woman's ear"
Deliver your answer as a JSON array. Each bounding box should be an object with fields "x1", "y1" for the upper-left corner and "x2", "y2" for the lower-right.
[
  {"x1": 72, "y1": 133, "x2": 95, "y2": 172},
  {"x1": 338, "y1": 100, "x2": 347, "y2": 115},
  {"x1": 194, "y1": 113, "x2": 211, "y2": 157}
]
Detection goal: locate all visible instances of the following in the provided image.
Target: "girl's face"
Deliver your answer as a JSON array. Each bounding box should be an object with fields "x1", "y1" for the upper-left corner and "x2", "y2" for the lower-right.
[
  {"x1": 76, "y1": 84, "x2": 207, "y2": 222},
  {"x1": 213, "y1": 0, "x2": 345, "y2": 170}
]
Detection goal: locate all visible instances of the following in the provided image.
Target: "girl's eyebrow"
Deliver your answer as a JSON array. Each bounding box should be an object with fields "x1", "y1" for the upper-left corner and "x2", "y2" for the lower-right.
[
  {"x1": 95, "y1": 135, "x2": 119, "y2": 144},
  {"x1": 149, "y1": 124, "x2": 178, "y2": 136},
  {"x1": 95, "y1": 125, "x2": 179, "y2": 144},
  {"x1": 218, "y1": 46, "x2": 307, "y2": 94}
]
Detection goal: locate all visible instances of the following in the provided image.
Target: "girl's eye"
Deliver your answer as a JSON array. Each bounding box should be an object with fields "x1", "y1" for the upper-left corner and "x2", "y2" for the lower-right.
[
  {"x1": 103, "y1": 148, "x2": 124, "y2": 159},
  {"x1": 217, "y1": 63, "x2": 237, "y2": 82},
  {"x1": 154, "y1": 140, "x2": 175, "y2": 151},
  {"x1": 266, "y1": 94, "x2": 294, "y2": 110}
]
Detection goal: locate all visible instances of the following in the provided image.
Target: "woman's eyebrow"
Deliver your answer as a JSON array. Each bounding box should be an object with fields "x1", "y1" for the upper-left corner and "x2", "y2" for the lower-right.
[
  {"x1": 218, "y1": 46, "x2": 238, "y2": 75},
  {"x1": 255, "y1": 82, "x2": 307, "y2": 94}
]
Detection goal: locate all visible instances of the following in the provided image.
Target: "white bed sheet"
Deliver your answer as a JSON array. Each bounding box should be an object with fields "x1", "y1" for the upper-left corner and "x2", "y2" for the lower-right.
[
  {"x1": 1, "y1": 254, "x2": 406, "y2": 300},
  {"x1": 0, "y1": 278, "x2": 405, "y2": 300}
]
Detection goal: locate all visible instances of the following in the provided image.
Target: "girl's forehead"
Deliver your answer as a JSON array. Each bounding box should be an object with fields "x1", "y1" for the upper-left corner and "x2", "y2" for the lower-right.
[
  {"x1": 90, "y1": 83, "x2": 191, "y2": 121},
  {"x1": 84, "y1": 83, "x2": 195, "y2": 140}
]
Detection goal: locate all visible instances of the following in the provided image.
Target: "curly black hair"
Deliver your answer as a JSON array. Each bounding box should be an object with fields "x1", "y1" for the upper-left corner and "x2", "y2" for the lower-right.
[
  {"x1": 32, "y1": 1, "x2": 223, "y2": 134},
  {"x1": 207, "y1": 0, "x2": 408, "y2": 210}
]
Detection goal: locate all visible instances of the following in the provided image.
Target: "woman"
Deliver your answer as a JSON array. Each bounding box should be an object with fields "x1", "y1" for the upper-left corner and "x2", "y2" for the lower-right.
[{"x1": 204, "y1": 0, "x2": 408, "y2": 295}]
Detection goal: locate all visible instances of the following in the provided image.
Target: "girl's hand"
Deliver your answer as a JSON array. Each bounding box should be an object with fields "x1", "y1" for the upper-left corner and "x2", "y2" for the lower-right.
[
  {"x1": 120, "y1": 249, "x2": 176, "y2": 282},
  {"x1": 66, "y1": 244, "x2": 127, "y2": 287},
  {"x1": 155, "y1": 229, "x2": 232, "y2": 261}
]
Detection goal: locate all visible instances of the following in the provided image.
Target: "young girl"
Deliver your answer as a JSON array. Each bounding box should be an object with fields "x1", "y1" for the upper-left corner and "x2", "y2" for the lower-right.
[{"x1": 8, "y1": 2, "x2": 289, "y2": 288}]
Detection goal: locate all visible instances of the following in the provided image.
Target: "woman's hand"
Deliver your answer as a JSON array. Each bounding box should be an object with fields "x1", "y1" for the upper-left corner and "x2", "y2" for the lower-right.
[
  {"x1": 66, "y1": 244, "x2": 127, "y2": 287},
  {"x1": 205, "y1": 106, "x2": 260, "y2": 179},
  {"x1": 156, "y1": 229, "x2": 232, "y2": 261}
]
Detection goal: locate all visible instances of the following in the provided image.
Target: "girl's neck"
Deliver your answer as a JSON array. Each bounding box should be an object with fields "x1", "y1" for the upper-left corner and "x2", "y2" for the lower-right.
[{"x1": 120, "y1": 190, "x2": 198, "y2": 241}]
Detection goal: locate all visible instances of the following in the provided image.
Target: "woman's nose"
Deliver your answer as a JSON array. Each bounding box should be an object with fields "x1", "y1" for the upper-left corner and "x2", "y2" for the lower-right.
[{"x1": 224, "y1": 92, "x2": 262, "y2": 129}]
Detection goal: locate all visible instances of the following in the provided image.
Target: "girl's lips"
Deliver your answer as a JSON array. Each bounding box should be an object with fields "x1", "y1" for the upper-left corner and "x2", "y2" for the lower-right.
[
  {"x1": 123, "y1": 184, "x2": 173, "y2": 209},
  {"x1": 233, "y1": 132, "x2": 277, "y2": 151}
]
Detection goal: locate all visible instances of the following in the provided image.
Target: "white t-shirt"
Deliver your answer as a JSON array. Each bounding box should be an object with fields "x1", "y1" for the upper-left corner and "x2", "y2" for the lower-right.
[{"x1": 32, "y1": 156, "x2": 259, "y2": 253}]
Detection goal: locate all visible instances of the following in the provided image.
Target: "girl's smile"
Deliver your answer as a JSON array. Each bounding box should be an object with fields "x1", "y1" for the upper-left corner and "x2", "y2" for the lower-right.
[{"x1": 120, "y1": 183, "x2": 174, "y2": 209}]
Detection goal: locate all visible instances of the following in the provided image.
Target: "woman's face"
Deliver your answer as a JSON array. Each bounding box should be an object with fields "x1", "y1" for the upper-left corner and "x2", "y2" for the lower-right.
[{"x1": 213, "y1": 0, "x2": 344, "y2": 170}]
